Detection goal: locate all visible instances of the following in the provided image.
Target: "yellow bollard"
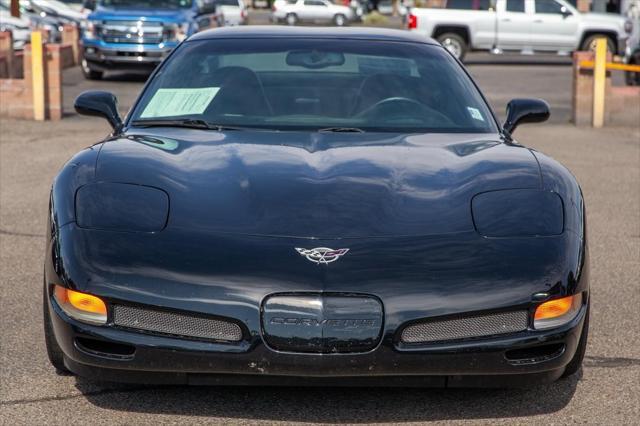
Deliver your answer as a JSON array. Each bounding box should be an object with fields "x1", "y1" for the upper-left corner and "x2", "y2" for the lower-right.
[
  {"x1": 31, "y1": 31, "x2": 45, "y2": 121},
  {"x1": 592, "y1": 38, "x2": 607, "y2": 128}
]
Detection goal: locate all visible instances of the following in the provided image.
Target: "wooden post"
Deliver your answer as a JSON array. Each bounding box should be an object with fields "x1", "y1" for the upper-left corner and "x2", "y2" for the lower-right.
[
  {"x1": 61, "y1": 25, "x2": 79, "y2": 65},
  {"x1": 0, "y1": 31, "x2": 14, "y2": 78},
  {"x1": 31, "y1": 31, "x2": 46, "y2": 121},
  {"x1": 10, "y1": 0, "x2": 20, "y2": 18},
  {"x1": 592, "y1": 38, "x2": 607, "y2": 128}
]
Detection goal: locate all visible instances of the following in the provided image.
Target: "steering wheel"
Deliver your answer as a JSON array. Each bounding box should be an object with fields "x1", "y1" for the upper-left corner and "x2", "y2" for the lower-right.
[{"x1": 355, "y1": 97, "x2": 455, "y2": 127}]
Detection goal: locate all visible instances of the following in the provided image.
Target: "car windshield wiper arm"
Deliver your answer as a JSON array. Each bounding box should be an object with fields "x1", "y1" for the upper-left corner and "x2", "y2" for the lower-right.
[
  {"x1": 130, "y1": 119, "x2": 248, "y2": 131},
  {"x1": 318, "y1": 127, "x2": 365, "y2": 133}
]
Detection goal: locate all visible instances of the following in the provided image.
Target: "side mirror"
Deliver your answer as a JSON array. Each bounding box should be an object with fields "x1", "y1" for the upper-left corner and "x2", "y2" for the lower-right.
[
  {"x1": 560, "y1": 6, "x2": 572, "y2": 18},
  {"x1": 74, "y1": 91, "x2": 122, "y2": 131},
  {"x1": 503, "y1": 98, "x2": 550, "y2": 135}
]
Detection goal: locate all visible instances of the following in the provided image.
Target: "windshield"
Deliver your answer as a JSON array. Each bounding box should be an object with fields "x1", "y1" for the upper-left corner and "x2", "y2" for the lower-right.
[
  {"x1": 100, "y1": 0, "x2": 192, "y2": 8},
  {"x1": 130, "y1": 38, "x2": 497, "y2": 133}
]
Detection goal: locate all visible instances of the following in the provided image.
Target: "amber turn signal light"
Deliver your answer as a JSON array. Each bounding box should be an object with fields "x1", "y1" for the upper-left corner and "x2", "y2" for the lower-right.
[
  {"x1": 534, "y1": 293, "x2": 582, "y2": 330},
  {"x1": 53, "y1": 285, "x2": 107, "y2": 325}
]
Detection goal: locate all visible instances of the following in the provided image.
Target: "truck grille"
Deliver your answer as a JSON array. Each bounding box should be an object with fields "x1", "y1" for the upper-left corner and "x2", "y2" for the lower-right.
[
  {"x1": 400, "y1": 310, "x2": 529, "y2": 344},
  {"x1": 100, "y1": 21, "x2": 165, "y2": 44},
  {"x1": 112, "y1": 305, "x2": 243, "y2": 342}
]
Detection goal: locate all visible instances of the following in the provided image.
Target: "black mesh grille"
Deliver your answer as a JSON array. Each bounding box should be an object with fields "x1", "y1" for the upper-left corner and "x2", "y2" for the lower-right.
[
  {"x1": 401, "y1": 310, "x2": 529, "y2": 344},
  {"x1": 112, "y1": 305, "x2": 243, "y2": 342}
]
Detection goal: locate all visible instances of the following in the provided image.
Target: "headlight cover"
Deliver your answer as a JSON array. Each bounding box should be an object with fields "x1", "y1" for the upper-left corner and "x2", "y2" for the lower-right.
[
  {"x1": 534, "y1": 293, "x2": 582, "y2": 330},
  {"x1": 75, "y1": 182, "x2": 169, "y2": 232},
  {"x1": 82, "y1": 20, "x2": 99, "y2": 40},
  {"x1": 624, "y1": 19, "x2": 633, "y2": 34},
  {"x1": 471, "y1": 189, "x2": 564, "y2": 237},
  {"x1": 53, "y1": 285, "x2": 107, "y2": 325}
]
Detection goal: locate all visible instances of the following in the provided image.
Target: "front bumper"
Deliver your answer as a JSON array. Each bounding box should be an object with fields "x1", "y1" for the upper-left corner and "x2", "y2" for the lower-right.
[
  {"x1": 48, "y1": 290, "x2": 587, "y2": 387},
  {"x1": 81, "y1": 40, "x2": 178, "y2": 71}
]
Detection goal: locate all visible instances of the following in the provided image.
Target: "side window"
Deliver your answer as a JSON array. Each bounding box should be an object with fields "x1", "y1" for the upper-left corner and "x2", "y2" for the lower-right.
[
  {"x1": 506, "y1": 0, "x2": 525, "y2": 12},
  {"x1": 535, "y1": 0, "x2": 564, "y2": 14},
  {"x1": 446, "y1": 0, "x2": 494, "y2": 10},
  {"x1": 304, "y1": 0, "x2": 326, "y2": 5}
]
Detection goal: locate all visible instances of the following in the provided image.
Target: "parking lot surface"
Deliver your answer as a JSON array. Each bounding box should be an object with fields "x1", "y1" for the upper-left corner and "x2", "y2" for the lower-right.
[{"x1": 1, "y1": 57, "x2": 639, "y2": 424}]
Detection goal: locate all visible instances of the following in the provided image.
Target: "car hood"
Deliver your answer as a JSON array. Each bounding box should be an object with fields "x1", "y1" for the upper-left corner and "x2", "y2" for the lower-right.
[{"x1": 95, "y1": 129, "x2": 541, "y2": 238}]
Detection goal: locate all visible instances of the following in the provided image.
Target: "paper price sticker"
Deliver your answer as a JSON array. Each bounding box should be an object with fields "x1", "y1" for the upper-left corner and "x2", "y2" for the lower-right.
[{"x1": 141, "y1": 87, "x2": 220, "y2": 118}]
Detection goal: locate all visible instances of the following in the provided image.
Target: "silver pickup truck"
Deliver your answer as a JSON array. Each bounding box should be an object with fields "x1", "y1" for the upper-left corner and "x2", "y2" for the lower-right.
[{"x1": 408, "y1": 0, "x2": 633, "y2": 61}]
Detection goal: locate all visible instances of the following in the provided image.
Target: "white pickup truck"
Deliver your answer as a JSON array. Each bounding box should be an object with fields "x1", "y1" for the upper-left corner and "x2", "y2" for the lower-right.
[{"x1": 408, "y1": 0, "x2": 633, "y2": 61}]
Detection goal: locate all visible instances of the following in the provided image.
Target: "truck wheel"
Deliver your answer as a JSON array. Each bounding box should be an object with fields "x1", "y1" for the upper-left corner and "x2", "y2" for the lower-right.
[
  {"x1": 561, "y1": 302, "x2": 589, "y2": 378},
  {"x1": 81, "y1": 59, "x2": 103, "y2": 80},
  {"x1": 437, "y1": 33, "x2": 467, "y2": 61},
  {"x1": 580, "y1": 34, "x2": 616, "y2": 54},
  {"x1": 43, "y1": 284, "x2": 71, "y2": 375},
  {"x1": 625, "y1": 52, "x2": 640, "y2": 86},
  {"x1": 334, "y1": 14, "x2": 347, "y2": 26},
  {"x1": 285, "y1": 13, "x2": 298, "y2": 26}
]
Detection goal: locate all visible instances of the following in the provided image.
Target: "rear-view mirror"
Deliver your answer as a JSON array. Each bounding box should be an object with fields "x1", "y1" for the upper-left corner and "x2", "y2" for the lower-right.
[{"x1": 286, "y1": 50, "x2": 346, "y2": 69}]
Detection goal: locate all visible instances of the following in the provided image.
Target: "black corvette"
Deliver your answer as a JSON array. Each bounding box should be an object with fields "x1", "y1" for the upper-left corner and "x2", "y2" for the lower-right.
[{"x1": 44, "y1": 27, "x2": 589, "y2": 387}]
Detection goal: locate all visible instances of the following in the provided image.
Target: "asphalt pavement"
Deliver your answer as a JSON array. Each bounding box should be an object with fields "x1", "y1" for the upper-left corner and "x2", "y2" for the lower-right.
[{"x1": 1, "y1": 31, "x2": 639, "y2": 424}]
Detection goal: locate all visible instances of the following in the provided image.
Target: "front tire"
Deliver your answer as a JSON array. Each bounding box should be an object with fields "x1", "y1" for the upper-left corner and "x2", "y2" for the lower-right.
[
  {"x1": 81, "y1": 59, "x2": 103, "y2": 80},
  {"x1": 285, "y1": 13, "x2": 298, "y2": 26},
  {"x1": 580, "y1": 34, "x2": 616, "y2": 55},
  {"x1": 625, "y1": 51, "x2": 640, "y2": 86},
  {"x1": 562, "y1": 303, "x2": 589, "y2": 378},
  {"x1": 334, "y1": 13, "x2": 347, "y2": 26},
  {"x1": 436, "y1": 32, "x2": 467, "y2": 61},
  {"x1": 43, "y1": 284, "x2": 71, "y2": 375}
]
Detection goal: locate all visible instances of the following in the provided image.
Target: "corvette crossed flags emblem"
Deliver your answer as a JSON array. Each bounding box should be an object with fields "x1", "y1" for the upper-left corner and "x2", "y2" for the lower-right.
[{"x1": 295, "y1": 247, "x2": 350, "y2": 264}]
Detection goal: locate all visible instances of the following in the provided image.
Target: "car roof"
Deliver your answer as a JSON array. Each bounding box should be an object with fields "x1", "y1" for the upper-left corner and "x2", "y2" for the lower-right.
[{"x1": 188, "y1": 26, "x2": 439, "y2": 45}]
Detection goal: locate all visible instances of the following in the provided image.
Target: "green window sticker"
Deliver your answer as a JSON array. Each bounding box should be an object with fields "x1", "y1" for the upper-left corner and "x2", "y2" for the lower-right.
[{"x1": 140, "y1": 87, "x2": 220, "y2": 118}]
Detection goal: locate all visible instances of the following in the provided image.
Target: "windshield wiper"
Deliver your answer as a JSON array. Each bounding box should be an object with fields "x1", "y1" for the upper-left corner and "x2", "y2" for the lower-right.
[
  {"x1": 318, "y1": 127, "x2": 365, "y2": 133},
  {"x1": 132, "y1": 119, "x2": 212, "y2": 129},
  {"x1": 131, "y1": 119, "x2": 248, "y2": 131}
]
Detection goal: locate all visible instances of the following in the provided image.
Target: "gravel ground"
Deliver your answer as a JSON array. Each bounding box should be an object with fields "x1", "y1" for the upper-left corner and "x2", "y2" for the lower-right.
[{"x1": 1, "y1": 57, "x2": 639, "y2": 424}]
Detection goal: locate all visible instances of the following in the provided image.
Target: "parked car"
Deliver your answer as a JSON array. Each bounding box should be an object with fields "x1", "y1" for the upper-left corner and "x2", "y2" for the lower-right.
[
  {"x1": 408, "y1": 0, "x2": 633, "y2": 61},
  {"x1": 58, "y1": 0, "x2": 89, "y2": 12},
  {"x1": 272, "y1": 0, "x2": 355, "y2": 26},
  {"x1": 216, "y1": 0, "x2": 248, "y2": 26},
  {"x1": 0, "y1": 10, "x2": 31, "y2": 49},
  {"x1": 46, "y1": 27, "x2": 590, "y2": 387},
  {"x1": 21, "y1": 0, "x2": 87, "y2": 25},
  {"x1": 81, "y1": 0, "x2": 217, "y2": 80},
  {"x1": 0, "y1": 0, "x2": 65, "y2": 44}
]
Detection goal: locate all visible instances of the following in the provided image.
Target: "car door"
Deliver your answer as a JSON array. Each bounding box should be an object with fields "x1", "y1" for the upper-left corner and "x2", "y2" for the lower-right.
[
  {"x1": 301, "y1": 0, "x2": 330, "y2": 22},
  {"x1": 444, "y1": 0, "x2": 497, "y2": 49},
  {"x1": 496, "y1": 0, "x2": 534, "y2": 51},
  {"x1": 530, "y1": 0, "x2": 579, "y2": 52},
  {"x1": 321, "y1": 0, "x2": 338, "y2": 21}
]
